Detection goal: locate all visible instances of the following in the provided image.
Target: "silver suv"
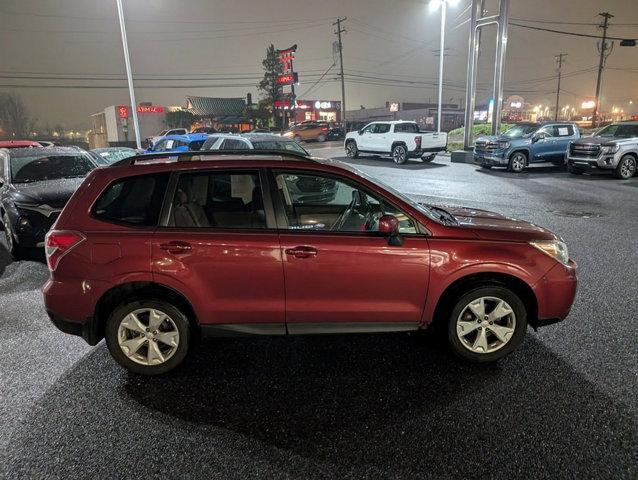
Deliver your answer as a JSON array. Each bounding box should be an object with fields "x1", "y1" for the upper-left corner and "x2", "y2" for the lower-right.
[{"x1": 566, "y1": 121, "x2": 638, "y2": 179}]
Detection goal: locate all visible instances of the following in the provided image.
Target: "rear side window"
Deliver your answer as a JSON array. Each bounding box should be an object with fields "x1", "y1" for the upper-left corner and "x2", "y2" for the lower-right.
[
  {"x1": 555, "y1": 125, "x2": 574, "y2": 136},
  {"x1": 395, "y1": 123, "x2": 418, "y2": 133},
  {"x1": 93, "y1": 173, "x2": 170, "y2": 226}
]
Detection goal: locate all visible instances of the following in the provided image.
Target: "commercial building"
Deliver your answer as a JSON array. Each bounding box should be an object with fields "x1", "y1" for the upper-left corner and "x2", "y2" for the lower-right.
[
  {"x1": 346, "y1": 102, "x2": 463, "y2": 131},
  {"x1": 185, "y1": 96, "x2": 249, "y2": 132},
  {"x1": 89, "y1": 104, "x2": 167, "y2": 148},
  {"x1": 292, "y1": 100, "x2": 342, "y2": 124}
]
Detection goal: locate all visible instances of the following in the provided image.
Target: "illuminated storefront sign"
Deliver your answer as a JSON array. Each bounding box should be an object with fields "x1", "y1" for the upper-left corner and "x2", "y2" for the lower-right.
[
  {"x1": 276, "y1": 72, "x2": 298, "y2": 86},
  {"x1": 118, "y1": 106, "x2": 128, "y2": 118},
  {"x1": 137, "y1": 105, "x2": 164, "y2": 114}
]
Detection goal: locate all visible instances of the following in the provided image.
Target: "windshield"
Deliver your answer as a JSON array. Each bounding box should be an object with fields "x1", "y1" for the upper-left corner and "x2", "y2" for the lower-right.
[
  {"x1": 595, "y1": 124, "x2": 638, "y2": 138},
  {"x1": 502, "y1": 125, "x2": 538, "y2": 138},
  {"x1": 10, "y1": 153, "x2": 96, "y2": 183},
  {"x1": 91, "y1": 149, "x2": 136, "y2": 165},
  {"x1": 333, "y1": 161, "x2": 441, "y2": 223},
  {"x1": 251, "y1": 140, "x2": 309, "y2": 155}
]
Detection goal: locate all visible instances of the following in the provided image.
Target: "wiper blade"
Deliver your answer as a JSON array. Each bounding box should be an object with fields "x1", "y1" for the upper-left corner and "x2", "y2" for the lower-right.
[{"x1": 430, "y1": 206, "x2": 458, "y2": 225}]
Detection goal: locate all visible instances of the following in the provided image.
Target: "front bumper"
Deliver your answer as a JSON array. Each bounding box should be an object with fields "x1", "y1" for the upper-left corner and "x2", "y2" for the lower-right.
[
  {"x1": 567, "y1": 155, "x2": 616, "y2": 170},
  {"x1": 530, "y1": 259, "x2": 577, "y2": 329},
  {"x1": 473, "y1": 151, "x2": 508, "y2": 166}
]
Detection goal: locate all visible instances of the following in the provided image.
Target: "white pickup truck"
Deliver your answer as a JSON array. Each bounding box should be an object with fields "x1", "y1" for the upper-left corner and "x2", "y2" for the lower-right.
[{"x1": 344, "y1": 121, "x2": 448, "y2": 164}]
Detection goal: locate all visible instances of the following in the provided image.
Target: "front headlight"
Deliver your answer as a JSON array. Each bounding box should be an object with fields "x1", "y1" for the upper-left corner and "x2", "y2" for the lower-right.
[
  {"x1": 530, "y1": 240, "x2": 569, "y2": 266},
  {"x1": 498, "y1": 140, "x2": 510, "y2": 150},
  {"x1": 601, "y1": 145, "x2": 619, "y2": 154}
]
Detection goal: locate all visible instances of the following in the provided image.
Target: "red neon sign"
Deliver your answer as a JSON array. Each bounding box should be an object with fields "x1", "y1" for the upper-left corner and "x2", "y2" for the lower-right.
[
  {"x1": 274, "y1": 99, "x2": 292, "y2": 108},
  {"x1": 276, "y1": 73, "x2": 298, "y2": 86},
  {"x1": 117, "y1": 106, "x2": 128, "y2": 118},
  {"x1": 136, "y1": 105, "x2": 164, "y2": 114}
]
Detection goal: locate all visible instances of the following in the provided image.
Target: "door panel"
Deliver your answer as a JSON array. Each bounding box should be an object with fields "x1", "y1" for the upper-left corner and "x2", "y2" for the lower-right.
[
  {"x1": 152, "y1": 231, "x2": 285, "y2": 325},
  {"x1": 280, "y1": 233, "x2": 430, "y2": 324}
]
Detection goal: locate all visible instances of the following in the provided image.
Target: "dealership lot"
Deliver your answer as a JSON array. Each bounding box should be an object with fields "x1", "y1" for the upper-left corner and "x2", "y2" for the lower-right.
[{"x1": 1, "y1": 153, "x2": 636, "y2": 479}]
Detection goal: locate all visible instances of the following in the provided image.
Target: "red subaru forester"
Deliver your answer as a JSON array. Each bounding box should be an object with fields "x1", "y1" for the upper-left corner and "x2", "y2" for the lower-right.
[{"x1": 43, "y1": 151, "x2": 577, "y2": 375}]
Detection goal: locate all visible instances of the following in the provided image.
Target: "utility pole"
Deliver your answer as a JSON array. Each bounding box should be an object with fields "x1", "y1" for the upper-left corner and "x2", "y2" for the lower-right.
[
  {"x1": 593, "y1": 12, "x2": 613, "y2": 128},
  {"x1": 554, "y1": 53, "x2": 567, "y2": 121},
  {"x1": 333, "y1": 17, "x2": 347, "y2": 129}
]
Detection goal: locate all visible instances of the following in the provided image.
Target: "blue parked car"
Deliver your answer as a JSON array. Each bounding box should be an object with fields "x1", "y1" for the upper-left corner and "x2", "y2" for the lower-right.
[
  {"x1": 473, "y1": 122, "x2": 581, "y2": 172},
  {"x1": 144, "y1": 133, "x2": 208, "y2": 154}
]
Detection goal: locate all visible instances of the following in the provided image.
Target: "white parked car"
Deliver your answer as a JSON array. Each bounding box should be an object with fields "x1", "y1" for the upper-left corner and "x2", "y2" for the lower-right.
[
  {"x1": 146, "y1": 128, "x2": 188, "y2": 148},
  {"x1": 200, "y1": 133, "x2": 309, "y2": 155},
  {"x1": 344, "y1": 121, "x2": 448, "y2": 164}
]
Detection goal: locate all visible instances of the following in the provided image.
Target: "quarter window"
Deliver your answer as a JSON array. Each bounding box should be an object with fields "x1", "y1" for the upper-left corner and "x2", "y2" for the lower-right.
[
  {"x1": 220, "y1": 139, "x2": 248, "y2": 150},
  {"x1": 93, "y1": 173, "x2": 170, "y2": 226},
  {"x1": 168, "y1": 171, "x2": 266, "y2": 229},
  {"x1": 274, "y1": 172, "x2": 416, "y2": 233}
]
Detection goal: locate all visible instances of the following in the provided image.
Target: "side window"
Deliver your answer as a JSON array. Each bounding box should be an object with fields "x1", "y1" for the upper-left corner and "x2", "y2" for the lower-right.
[
  {"x1": 93, "y1": 173, "x2": 170, "y2": 226},
  {"x1": 153, "y1": 139, "x2": 167, "y2": 151},
  {"x1": 274, "y1": 172, "x2": 416, "y2": 234},
  {"x1": 220, "y1": 139, "x2": 248, "y2": 150},
  {"x1": 555, "y1": 125, "x2": 574, "y2": 136},
  {"x1": 361, "y1": 124, "x2": 375, "y2": 134},
  {"x1": 169, "y1": 171, "x2": 266, "y2": 229},
  {"x1": 375, "y1": 124, "x2": 391, "y2": 134},
  {"x1": 537, "y1": 126, "x2": 555, "y2": 137},
  {"x1": 165, "y1": 140, "x2": 176, "y2": 150},
  {"x1": 395, "y1": 123, "x2": 417, "y2": 133},
  {"x1": 189, "y1": 140, "x2": 205, "y2": 151}
]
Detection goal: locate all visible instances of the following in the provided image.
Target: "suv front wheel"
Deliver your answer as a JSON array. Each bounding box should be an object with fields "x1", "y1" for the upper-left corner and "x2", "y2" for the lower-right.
[
  {"x1": 614, "y1": 154, "x2": 637, "y2": 179},
  {"x1": 105, "y1": 300, "x2": 191, "y2": 375},
  {"x1": 447, "y1": 286, "x2": 527, "y2": 363},
  {"x1": 507, "y1": 152, "x2": 527, "y2": 173}
]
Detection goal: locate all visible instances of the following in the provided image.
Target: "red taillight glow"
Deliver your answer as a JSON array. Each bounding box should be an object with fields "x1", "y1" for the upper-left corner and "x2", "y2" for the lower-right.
[
  {"x1": 415, "y1": 136, "x2": 422, "y2": 148},
  {"x1": 45, "y1": 230, "x2": 85, "y2": 271}
]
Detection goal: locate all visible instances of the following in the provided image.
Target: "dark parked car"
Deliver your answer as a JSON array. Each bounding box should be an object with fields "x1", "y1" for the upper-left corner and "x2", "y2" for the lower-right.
[
  {"x1": 90, "y1": 147, "x2": 139, "y2": 166},
  {"x1": 0, "y1": 146, "x2": 97, "y2": 259},
  {"x1": 43, "y1": 150, "x2": 576, "y2": 375}
]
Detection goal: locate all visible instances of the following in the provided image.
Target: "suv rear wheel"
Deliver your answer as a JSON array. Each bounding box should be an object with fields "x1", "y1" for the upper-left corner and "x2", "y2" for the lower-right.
[
  {"x1": 105, "y1": 299, "x2": 191, "y2": 375},
  {"x1": 392, "y1": 144, "x2": 408, "y2": 165},
  {"x1": 614, "y1": 154, "x2": 637, "y2": 179},
  {"x1": 447, "y1": 286, "x2": 527, "y2": 363}
]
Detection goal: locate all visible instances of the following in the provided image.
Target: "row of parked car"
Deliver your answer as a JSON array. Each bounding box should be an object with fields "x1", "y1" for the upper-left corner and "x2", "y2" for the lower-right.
[{"x1": 473, "y1": 120, "x2": 638, "y2": 179}]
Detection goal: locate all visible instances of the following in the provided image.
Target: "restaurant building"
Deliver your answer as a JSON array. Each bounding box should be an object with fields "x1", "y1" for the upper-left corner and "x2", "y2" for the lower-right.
[{"x1": 292, "y1": 99, "x2": 342, "y2": 124}]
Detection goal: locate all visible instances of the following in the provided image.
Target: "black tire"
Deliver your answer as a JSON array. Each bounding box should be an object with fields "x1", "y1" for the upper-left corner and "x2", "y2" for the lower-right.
[
  {"x1": 345, "y1": 140, "x2": 359, "y2": 159},
  {"x1": 105, "y1": 299, "x2": 191, "y2": 375},
  {"x1": 567, "y1": 164, "x2": 584, "y2": 175},
  {"x1": 317, "y1": 134, "x2": 326, "y2": 142},
  {"x1": 613, "y1": 154, "x2": 637, "y2": 179},
  {"x1": 392, "y1": 144, "x2": 408, "y2": 165},
  {"x1": 507, "y1": 151, "x2": 527, "y2": 173},
  {"x1": 447, "y1": 286, "x2": 527, "y2": 363},
  {"x1": 2, "y1": 213, "x2": 26, "y2": 261},
  {"x1": 422, "y1": 154, "x2": 435, "y2": 162},
  {"x1": 480, "y1": 164, "x2": 492, "y2": 169}
]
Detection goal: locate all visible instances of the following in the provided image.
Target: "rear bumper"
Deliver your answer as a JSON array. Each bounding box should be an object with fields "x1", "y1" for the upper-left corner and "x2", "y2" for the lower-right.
[
  {"x1": 531, "y1": 259, "x2": 577, "y2": 328},
  {"x1": 46, "y1": 309, "x2": 99, "y2": 345},
  {"x1": 410, "y1": 147, "x2": 446, "y2": 158}
]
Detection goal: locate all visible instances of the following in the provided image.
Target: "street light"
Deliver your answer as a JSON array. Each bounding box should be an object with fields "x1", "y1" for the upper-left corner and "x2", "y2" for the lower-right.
[
  {"x1": 429, "y1": 0, "x2": 460, "y2": 133},
  {"x1": 115, "y1": 0, "x2": 141, "y2": 149}
]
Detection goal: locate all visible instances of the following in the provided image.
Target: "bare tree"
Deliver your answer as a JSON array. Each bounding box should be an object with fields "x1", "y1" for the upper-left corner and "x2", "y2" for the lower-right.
[{"x1": 0, "y1": 93, "x2": 31, "y2": 137}]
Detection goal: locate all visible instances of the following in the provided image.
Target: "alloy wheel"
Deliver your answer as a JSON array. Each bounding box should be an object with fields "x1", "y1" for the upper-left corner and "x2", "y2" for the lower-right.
[
  {"x1": 117, "y1": 308, "x2": 180, "y2": 366},
  {"x1": 393, "y1": 146, "x2": 407, "y2": 164},
  {"x1": 456, "y1": 296, "x2": 516, "y2": 354},
  {"x1": 620, "y1": 156, "x2": 636, "y2": 179},
  {"x1": 346, "y1": 142, "x2": 357, "y2": 158},
  {"x1": 510, "y1": 153, "x2": 526, "y2": 172}
]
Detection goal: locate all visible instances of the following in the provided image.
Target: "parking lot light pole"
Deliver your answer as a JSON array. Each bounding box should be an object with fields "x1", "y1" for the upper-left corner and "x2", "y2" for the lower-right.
[
  {"x1": 430, "y1": 0, "x2": 459, "y2": 133},
  {"x1": 115, "y1": 0, "x2": 141, "y2": 149}
]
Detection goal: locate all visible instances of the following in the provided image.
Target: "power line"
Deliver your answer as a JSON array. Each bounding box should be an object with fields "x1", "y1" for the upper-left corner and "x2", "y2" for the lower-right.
[
  {"x1": 511, "y1": 22, "x2": 636, "y2": 41},
  {"x1": 297, "y1": 64, "x2": 335, "y2": 98}
]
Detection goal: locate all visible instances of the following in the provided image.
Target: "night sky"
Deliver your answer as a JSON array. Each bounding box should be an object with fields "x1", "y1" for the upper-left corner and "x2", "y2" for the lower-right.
[{"x1": 1, "y1": 0, "x2": 636, "y2": 128}]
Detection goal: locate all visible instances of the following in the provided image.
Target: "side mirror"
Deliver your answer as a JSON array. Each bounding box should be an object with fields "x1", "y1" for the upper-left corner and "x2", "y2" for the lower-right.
[
  {"x1": 532, "y1": 132, "x2": 546, "y2": 143},
  {"x1": 358, "y1": 129, "x2": 364, "y2": 135},
  {"x1": 378, "y1": 215, "x2": 404, "y2": 246}
]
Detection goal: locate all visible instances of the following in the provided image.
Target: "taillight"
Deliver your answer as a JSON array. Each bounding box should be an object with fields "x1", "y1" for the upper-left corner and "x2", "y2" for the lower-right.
[
  {"x1": 45, "y1": 230, "x2": 85, "y2": 271},
  {"x1": 415, "y1": 136, "x2": 422, "y2": 148},
  {"x1": 321, "y1": 126, "x2": 329, "y2": 132}
]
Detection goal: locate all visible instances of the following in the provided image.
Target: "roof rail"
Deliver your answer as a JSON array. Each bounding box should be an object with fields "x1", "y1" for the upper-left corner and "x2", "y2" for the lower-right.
[{"x1": 110, "y1": 149, "x2": 316, "y2": 167}]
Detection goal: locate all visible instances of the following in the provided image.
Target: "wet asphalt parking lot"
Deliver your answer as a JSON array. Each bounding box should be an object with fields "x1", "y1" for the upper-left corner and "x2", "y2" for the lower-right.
[{"x1": 0, "y1": 148, "x2": 636, "y2": 479}]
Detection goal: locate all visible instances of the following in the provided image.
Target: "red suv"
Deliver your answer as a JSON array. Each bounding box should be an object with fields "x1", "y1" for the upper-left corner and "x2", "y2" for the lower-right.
[{"x1": 43, "y1": 151, "x2": 577, "y2": 375}]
